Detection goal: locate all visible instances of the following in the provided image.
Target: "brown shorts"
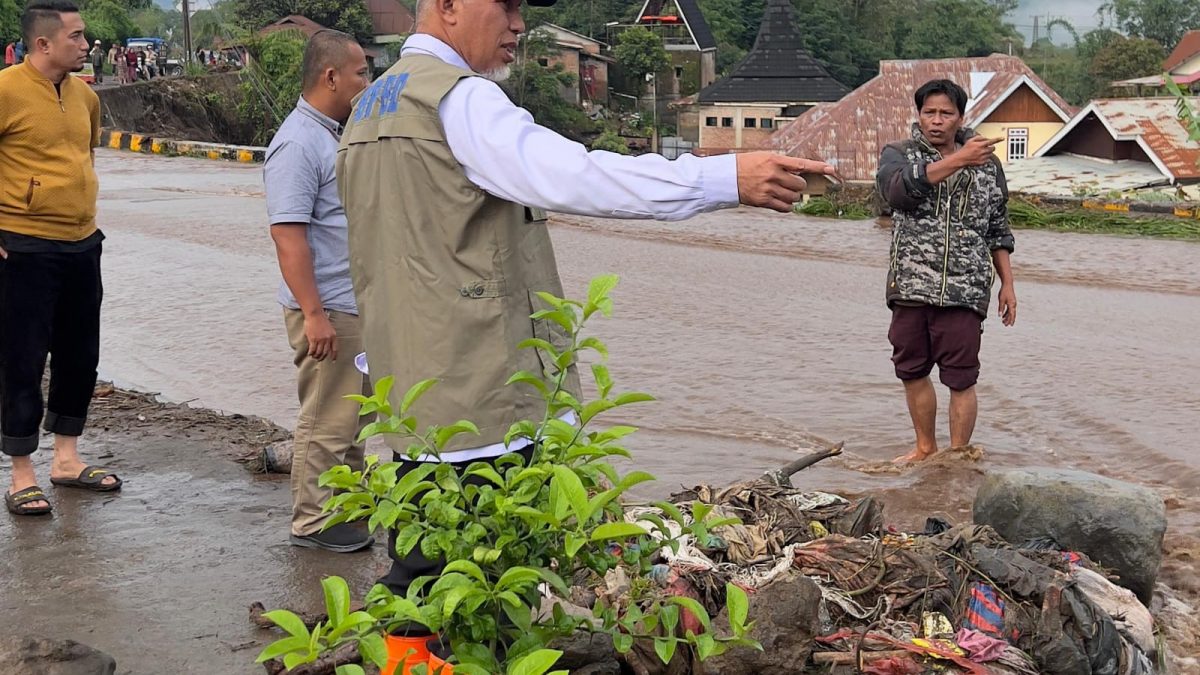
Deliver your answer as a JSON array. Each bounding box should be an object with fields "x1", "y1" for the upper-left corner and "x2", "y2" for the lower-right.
[{"x1": 888, "y1": 304, "x2": 983, "y2": 391}]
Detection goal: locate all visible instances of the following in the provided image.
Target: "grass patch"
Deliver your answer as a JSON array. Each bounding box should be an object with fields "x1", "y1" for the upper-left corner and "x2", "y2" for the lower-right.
[
  {"x1": 797, "y1": 196, "x2": 872, "y2": 220},
  {"x1": 1009, "y1": 198, "x2": 1200, "y2": 241}
]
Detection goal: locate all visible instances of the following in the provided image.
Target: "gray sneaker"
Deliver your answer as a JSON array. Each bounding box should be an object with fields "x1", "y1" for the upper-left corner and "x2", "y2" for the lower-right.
[{"x1": 290, "y1": 523, "x2": 374, "y2": 553}]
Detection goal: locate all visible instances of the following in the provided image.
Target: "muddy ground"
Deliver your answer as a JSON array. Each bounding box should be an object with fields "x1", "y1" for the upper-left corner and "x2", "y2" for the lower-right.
[
  {"x1": 0, "y1": 385, "x2": 391, "y2": 674},
  {"x1": 2, "y1": 385, "x2": 1197, "y2": 674}
]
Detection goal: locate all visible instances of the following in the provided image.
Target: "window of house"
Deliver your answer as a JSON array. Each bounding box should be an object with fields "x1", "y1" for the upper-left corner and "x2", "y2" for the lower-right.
[
  {"x1": 537, "y1": 57, "x2": 549, "y2": 67},
  {"x1": 705, "y1": 117, "x2": 717, "y2": 127},
  {"x1": 721, "y1": 117, "x2": 733, "y2": 127},
  {"x1": 675, "y1": 66, "x2": 683, "y2": 80},
  {"x1": 744, "y1": 118, "x2": 757, "y2": 128},
  {"x1": 1007, "y1": 128, "x2": 1029, "y2": 160},
  {"x1": 761, "y1": 118, "x2": 774, "y2": 129}
]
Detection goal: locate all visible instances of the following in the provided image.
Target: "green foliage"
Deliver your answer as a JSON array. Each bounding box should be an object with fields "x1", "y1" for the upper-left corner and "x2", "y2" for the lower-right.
[
  {"x1": 239, "y1": 30, "x2": 304, "y2": 145},
  {"x1": 230, "y1": 0, "x2": 374, "y2": 42},
  {"x1": 503, "y1": 27, "x2": 596, "y2": 141},
  {"x1": 0, "y1": 0, "x2": 20, "y2": 44},
  {"x1": 257, "y1": 275, "x2": 760, "y2": 674},
  {"x1": 1164, "y1": 75, "x2": 1200, "y2": 146},
  {"x1": 1088, "y1": 36, "x2": 1164, "y2": 83},
  {"x1": 614, "y1": 27, "x2": 668, "y2": 96},
  {"x1": 1009, "y1": 198, "x2": 1200, "y2": 240},
  {"x1": 82, "y1": 0, "x2": 139, "y2": 46},
  {"x1": 797, "y1": 197, "x2": 872, "y2": 220},
  {"x1": 590, "y1": 131, "x2": 630, "y2": 154},
  {"x1": 1100, "y1": 0, "x2": 1200, "y2": 49}
]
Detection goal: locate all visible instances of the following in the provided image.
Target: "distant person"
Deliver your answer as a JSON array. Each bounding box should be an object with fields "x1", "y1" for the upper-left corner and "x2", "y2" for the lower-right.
[
  {"x1": 875, "y1": 79, "x2": 1017, "y2": 464},
  {"x1": 14, "y1": 40, "x2": 24, "y2": 63},
  {"x1": 135, "y1": 48, "x2": 146, "y2": 80},
  {"x1": 115, "y1": 45, "x2": 127, "y2": 83},
  {"x1": 4, "y1": 42, "x2": 13, "y2": 67},
  {"x1": 0, "y1": 1, "x2": 118, "y2": 517},
  {"x1": 124, "y1": 45, "x2": 137, "y2": 81},
  {"x1": 89, "y1": 38, "x2": 103, "y2": 83},
  {"x1": 264, "y1": 30, "x2": 373, "y2": 552},
  {"x1": 145, "y1": 47, "x2": 157, "y2": 78},
  {"x1": 107, "y1": 41, "x2": 116, "y2": 73}
]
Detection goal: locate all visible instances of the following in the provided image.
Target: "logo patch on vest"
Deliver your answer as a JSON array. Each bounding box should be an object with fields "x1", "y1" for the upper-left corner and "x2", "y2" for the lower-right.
[{"x1": 353, "y1": 73, "x2": 411, "y2": 121}]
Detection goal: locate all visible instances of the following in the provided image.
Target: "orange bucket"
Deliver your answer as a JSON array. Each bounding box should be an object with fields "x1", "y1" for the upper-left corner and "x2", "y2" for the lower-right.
[
  {"x1": 382, "y1": 634, "x2": 431, "y2": 675},
  {"x1": 428, "y1": 652, "x2": 454, "y2": 675}
]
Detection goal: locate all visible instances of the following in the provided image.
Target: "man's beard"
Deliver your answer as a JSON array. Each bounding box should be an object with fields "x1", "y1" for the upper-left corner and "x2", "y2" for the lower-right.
[{"x1": 481, "y1": 66, "x2": 511, "y2": 83}]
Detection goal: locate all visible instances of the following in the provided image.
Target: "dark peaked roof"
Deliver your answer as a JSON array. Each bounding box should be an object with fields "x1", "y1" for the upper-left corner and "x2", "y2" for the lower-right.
[
  {"x1": 697, "y1": 0, "x2": 848, "y2": 104},
  {"x1": 637, "y1": 0, "x2": 716, "y2": 51}
]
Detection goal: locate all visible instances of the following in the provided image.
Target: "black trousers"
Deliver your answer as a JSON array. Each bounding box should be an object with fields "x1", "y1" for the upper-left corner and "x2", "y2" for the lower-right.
[
  {"x1": 0, "y1": 244, "x2": 103, "y2": 456},
  {"x1": 380, "y1": 445, "x2": 536, "y2": 601}
]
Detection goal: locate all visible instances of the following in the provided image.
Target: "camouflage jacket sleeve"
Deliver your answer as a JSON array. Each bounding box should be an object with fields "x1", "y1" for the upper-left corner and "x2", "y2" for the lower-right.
[
  {"x1": 876, "y1": 143, "x2": 934, "y2": 212},
  {"x1": 986, "y1": 159, "x2": 1015, "y2": 253}
]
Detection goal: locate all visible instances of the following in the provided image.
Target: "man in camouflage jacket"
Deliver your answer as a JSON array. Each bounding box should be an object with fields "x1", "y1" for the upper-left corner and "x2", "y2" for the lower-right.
[{"x1": 875, "y1": 79, "x2": 1017, "y2": 463}]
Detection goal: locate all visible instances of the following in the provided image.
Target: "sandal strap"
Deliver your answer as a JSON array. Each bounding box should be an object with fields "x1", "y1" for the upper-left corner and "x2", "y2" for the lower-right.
[{"x1": 10, "y1": 489, "x2": 47, "y2": 504}]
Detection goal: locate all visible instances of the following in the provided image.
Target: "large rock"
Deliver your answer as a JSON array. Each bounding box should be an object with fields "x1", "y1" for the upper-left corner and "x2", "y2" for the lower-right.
[
  {"x1": 973, "y1": 468, "x2": 1166, "y2": 604},
  {"x1": 0, "y1": 637, "x2": 116, "y2": 675},
  {"x1": 699, "y1": 572, "x2": 822, "y2": 674}
]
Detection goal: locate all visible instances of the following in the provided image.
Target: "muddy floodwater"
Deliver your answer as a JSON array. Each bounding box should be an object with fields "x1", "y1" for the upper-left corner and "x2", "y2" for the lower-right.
[{"x1": 3, "y1": 150, "x2": 1199, "y2": 672}]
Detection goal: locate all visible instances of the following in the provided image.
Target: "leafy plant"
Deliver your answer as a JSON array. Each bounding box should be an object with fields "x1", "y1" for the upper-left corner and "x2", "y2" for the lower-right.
[
  {"x1": 237, "y1": 30, "x2": 305, "y2": 146},
  {"x1": 1164, "y1": 75, "x2": 1200, "y2": 146},
  {"x1": 257, "y1": 275, "x2": 759, "y2": 674},
  {"x1": 614, "y1": 27, "x2": 668, "y2": 97},
  {"x1": 590, "y1": 131, "x2": 630, "y2": 155}
]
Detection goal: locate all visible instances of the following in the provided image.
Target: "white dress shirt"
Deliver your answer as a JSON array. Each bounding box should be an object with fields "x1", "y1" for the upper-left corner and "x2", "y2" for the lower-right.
[
  {"x1": 403, "y1": 34, "x2": 740, "y2": 219},
  {"x1": 359, "y1": 34, "x2": 740, "y2": 463}
]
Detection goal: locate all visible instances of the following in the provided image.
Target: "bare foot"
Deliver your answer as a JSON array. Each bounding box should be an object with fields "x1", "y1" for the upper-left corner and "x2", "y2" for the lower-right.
[
  {"x1": 50, "y1": 457, "x2": 119, "y2": 488},
  {"x1": 893, "y1": 447, "x2": 939, "y2": 465}
]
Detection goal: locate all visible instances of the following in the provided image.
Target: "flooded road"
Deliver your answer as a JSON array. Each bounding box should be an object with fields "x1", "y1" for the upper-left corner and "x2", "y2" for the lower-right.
[
  {"x1": 5, "y1": 150, "x2": 1196, "y2": 672},
  {"x1": 92, "y1": 150, "x2": 1200, "y2": 530}
]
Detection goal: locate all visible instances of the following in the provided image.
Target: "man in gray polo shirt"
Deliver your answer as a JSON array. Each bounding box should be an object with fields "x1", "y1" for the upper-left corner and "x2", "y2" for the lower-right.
[{"x1": 265, "y1": 30, "x2": 372, "y2": 552}]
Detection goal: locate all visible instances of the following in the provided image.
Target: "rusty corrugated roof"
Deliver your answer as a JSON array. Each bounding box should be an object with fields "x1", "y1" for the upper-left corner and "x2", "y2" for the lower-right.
[
  {"x1": 1061, "y1": 98, "x2": 1200, "y2": 181},
  {"x1": 367, "y1": 0, "x2": 415, "y2": 36},
  {"x1": 765, "y1": 55, "x2": 1076, "y2": 181}
]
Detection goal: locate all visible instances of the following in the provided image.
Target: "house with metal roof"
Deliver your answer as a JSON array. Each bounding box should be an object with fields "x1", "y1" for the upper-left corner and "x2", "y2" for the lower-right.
[
  {"x1": 1112, "y1": 30, "x2": 1200, "y2": 93},
  {"x1": 1002, "y1": 98, "x2": 1200, "y2": 196},
  {"x1": 693, "y1": 0, "x2": 849, "y2": 153},
  {"x1": 767, "y1": 55, "x2": 1074, "y2": 181},
  {"x1": 529, "y1": 24, "x2": 613, "y2": 107}
]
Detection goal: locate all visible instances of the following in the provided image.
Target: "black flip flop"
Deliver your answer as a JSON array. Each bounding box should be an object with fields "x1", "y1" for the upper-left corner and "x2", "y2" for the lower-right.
[
  {"x1": 50, "y1": 466, "x2": 123, "y2": 493},
  {"x1": 6, "y1": 487, "x2": 53, "y2": 516}
]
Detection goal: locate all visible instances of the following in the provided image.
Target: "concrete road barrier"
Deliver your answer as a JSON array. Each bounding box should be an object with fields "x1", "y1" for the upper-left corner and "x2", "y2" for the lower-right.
[{"x1": 99, "y1": 129, "x2": 265, "y2": 163}]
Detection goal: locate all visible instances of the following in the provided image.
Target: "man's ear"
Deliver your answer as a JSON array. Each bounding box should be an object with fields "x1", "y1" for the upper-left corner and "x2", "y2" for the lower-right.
[
  {"x1": 325, "y1": 66, "x2": 338, "y2": 90},
  {"x1": 439, "y1": 0, "x2": 461, "y2": 23}
]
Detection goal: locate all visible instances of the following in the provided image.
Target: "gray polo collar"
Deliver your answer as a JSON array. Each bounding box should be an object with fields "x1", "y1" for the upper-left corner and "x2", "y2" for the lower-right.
[{"x1": 297, "y1": 96, "x2": 343, "y2": 138}]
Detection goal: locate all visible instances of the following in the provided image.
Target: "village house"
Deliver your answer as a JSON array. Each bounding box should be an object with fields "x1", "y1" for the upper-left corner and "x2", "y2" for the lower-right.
[
  {"x1": 365, "y1": 0, "x2": 416, "y2": 67},
  {"x1": 608, "y1": 0, "x2": 717, "y2": 106},
  {"x1": 691, "y1": 0, "x2": 848, "y2": 153},
  {"x1": 1004, "y1": 97, "x2": 1200, "y2": 198},
  {"x1": 528, "y1": 24, "x2": 612, "y2": 108},
  {"x1": 766, "y1": 55, "x2": 1075, "y2": 181},
  {"x1": 1112, "y1": 29, "x2": 1200, "y2": 94}
]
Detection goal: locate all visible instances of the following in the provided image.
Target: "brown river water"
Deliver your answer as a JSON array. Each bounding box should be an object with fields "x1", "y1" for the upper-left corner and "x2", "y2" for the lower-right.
[
  {"x1": 44, "y1": 150, "x2": 1200, "y2": 669},
  {"x1": 92, "y1": 151, "x2": 1200, "y2": 524}
]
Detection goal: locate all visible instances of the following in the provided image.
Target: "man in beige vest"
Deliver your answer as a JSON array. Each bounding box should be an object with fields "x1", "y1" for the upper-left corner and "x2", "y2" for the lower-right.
[{"x1": 338, "y1": 0, "x2": 834, "y2": 606}]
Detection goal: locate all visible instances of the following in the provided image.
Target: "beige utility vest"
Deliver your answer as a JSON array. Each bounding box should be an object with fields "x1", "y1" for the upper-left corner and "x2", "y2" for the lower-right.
[{"x1": 337, "y1": 54, "x2": 580, "y2": 454}]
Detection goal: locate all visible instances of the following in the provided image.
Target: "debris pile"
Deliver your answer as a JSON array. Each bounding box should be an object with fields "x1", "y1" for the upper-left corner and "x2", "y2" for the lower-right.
[{"x1": 607, "y1": 449, "x2": 1164, "y2": 674}]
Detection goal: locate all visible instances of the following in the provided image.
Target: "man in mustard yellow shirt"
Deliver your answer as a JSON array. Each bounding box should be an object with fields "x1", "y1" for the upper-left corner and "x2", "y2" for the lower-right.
[{"x1": 0, "y1": 1, "x2": 120, "y2": 516}]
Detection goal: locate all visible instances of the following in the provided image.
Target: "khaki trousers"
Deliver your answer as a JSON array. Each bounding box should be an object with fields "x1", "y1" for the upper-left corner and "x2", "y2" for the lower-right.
[{"x1": 284, "y1": 308, "x2": 369, "y2": 536}]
